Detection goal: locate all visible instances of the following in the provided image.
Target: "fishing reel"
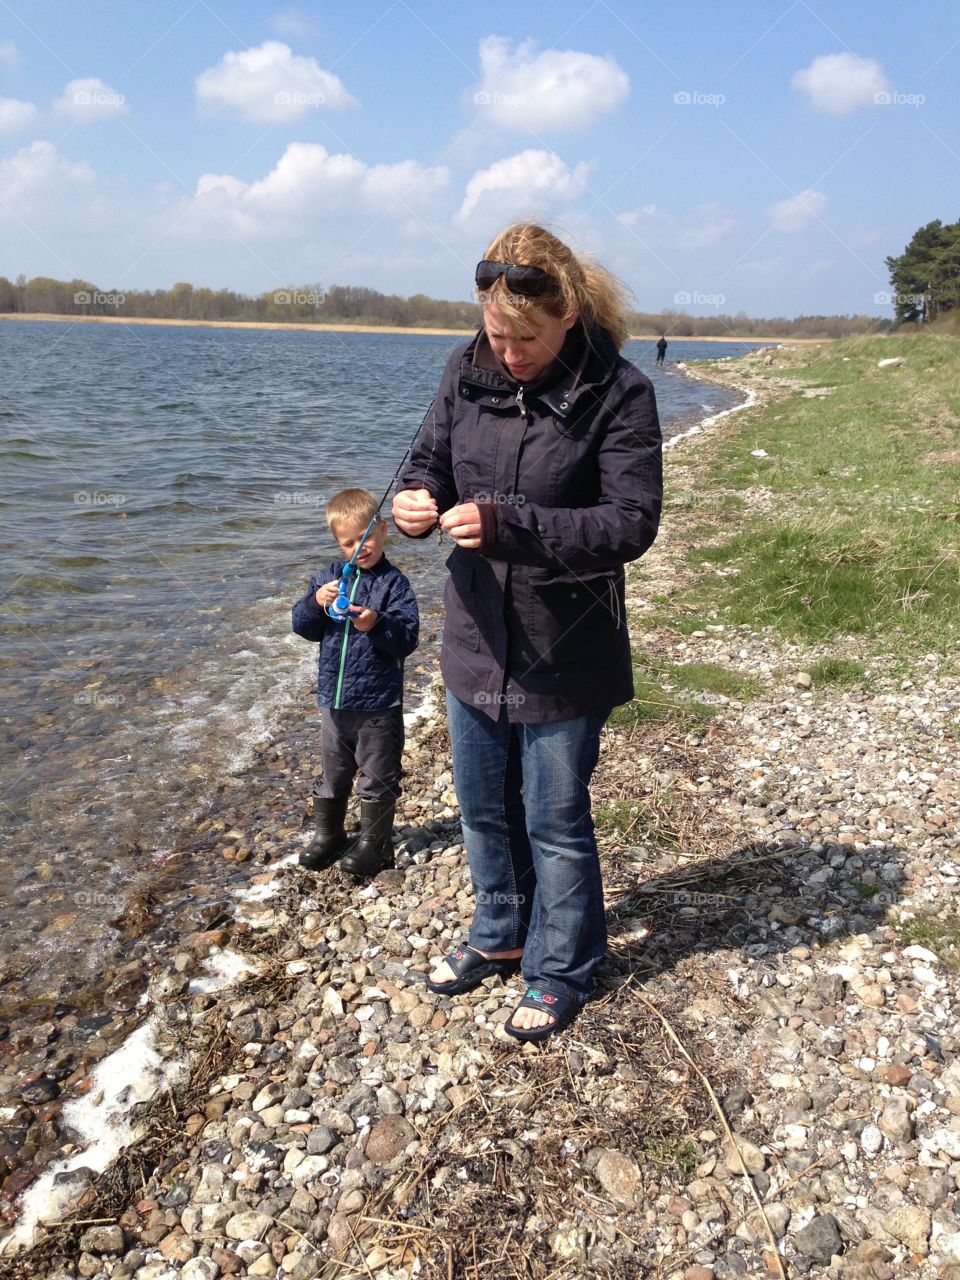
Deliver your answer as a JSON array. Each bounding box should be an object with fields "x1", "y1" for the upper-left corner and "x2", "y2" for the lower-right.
[{"x1": 325, "y1": 560, "x2": 357, "y2": 623}]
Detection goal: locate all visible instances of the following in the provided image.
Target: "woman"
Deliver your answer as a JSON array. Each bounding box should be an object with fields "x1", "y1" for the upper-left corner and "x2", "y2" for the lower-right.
[{"x1": 393, "y1": 224, "x2": 662, "y2": 1041}]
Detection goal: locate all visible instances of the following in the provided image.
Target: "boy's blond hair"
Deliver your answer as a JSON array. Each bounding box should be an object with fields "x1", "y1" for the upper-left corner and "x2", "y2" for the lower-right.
[{"x1": 326, "y1": 487, "x2": 380, "y2": 531}]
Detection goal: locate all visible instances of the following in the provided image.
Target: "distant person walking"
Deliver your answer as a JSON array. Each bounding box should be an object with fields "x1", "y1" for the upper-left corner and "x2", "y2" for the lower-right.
[{"x1": 655, "y1": 335, "x2": 668, "y2": 365}]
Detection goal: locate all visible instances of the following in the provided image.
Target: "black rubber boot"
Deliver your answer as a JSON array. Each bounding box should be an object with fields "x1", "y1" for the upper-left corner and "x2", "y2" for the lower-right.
[
  {"x1": 339, "y1": 799, "x2": 395, "y2": 878},
  {"x1": 299, "y1": 795, "x2": 350, "y2": 870}
]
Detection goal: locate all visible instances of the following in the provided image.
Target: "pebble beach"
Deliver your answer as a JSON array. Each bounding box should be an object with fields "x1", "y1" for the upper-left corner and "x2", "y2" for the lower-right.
[{"x1": 2, "y1": 347, "x2": 959, "y2": 1280}]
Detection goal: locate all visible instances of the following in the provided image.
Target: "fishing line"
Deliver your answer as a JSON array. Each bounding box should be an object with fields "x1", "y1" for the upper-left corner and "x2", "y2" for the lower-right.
[{"x1": 326, "y1": 398, "x2": 438, "y2": 621}]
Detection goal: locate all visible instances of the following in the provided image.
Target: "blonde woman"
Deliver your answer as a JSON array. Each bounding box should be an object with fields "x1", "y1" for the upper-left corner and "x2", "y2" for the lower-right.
[{"x1": 394, "y1": 224, "x2": 663, "y2": 1041}]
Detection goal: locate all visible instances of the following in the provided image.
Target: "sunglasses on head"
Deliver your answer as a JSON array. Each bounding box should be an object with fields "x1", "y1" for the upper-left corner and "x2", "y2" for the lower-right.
[{"x1": 475, "y1": 259, "x2": 558, "y2": 298}]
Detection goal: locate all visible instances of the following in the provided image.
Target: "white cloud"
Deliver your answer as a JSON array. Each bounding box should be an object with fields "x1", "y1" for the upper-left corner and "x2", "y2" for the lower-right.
[
  {"x1": 0, "y1": 40, "x2": 18, "y2": 65},
  {"x1": 768, "y1": 188, "x2": 828, "y2": 232},
  {"x1": 791, "y1": 53, "x2": 889, "y2": 116},
  {"x1": 195, "y1": 41, "x2": 357, "y2": 124},
  {"x1": 272, "y1": 10, "x2": 313, "y2": 39},
  {"x1": 0, "y1": 140, "x2": 95, "y2": 211},
  {"x1": 53, "y1": 77, "x2": 129, "y2": 123},
  {"x1": 458, "y1": 150, "x2": 591, "y2": 223},
  {"x1": 617, "y1": 202, "x2": 736, "y2": 250},
  {"x1": 471, "y1": 36, "x2": 629, "y2": 133},
  {"x1": 0, "y1": 96, "x2": 38, "y2": 134},
  {"x1": 187, "y1": 142, "x2": 448, "y2": 237}
]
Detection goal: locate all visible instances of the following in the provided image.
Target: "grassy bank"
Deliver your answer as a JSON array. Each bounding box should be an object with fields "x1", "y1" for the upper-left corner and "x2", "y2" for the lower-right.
[{"x1": 644, "y1": 331, "x2": 960, "y2": 675}]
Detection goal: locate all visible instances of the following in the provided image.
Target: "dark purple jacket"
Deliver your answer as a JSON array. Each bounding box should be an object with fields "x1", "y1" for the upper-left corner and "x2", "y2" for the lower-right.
[{"x1": 399, "y1": 324, "x2": 662, "y2": 723}]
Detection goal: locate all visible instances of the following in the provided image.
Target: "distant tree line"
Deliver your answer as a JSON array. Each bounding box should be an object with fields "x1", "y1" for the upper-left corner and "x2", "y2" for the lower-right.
[
  {"x1": 886, "y1": 218, "x2": 960, "y2": 324},
  {"x1": 0, "y1": 272, "x2": 892, "y2": 338}
]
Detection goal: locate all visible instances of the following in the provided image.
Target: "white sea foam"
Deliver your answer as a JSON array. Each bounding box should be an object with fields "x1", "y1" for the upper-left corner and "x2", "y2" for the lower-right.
[
  {"x1": 0, "y1": 1018, "x2": 186, "y2": 1256},
  {"x1": 665, "y1": 383, "x2": 756, "y2": 451},
  {"x1": 187, "y1": 946, "x2": 261, "y2": 994},
  {"x1": 403, "y1": 685, "x2": 437, "y2": 731}
]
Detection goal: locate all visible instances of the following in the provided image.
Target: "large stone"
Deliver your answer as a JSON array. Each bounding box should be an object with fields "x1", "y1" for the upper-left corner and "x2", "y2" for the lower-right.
[
  {"x1": 722, "y1": 1135, "x2": 765, "y2": 1174},
  {"x1": 78, "y1": 1225, "x2": 124, "y2": 1254},
  {"x1": 549, "y1": 1225, "x2": 588, "y2": 1262},
  {"x1": 883, "y1": 1206, "x2": 931, "y2": 1254},
  {"x1": 182, "y1": 1260, "x2": 220, "y2": 1280},
  {"x1": 365, "y1": 1114, "x2": 417, "y2": 1164},
  {"x1": 292, "y1": 1155, "x2": 330, "y2": 1186},
  {"x1": 229, "y1": 1010, "x2": 278, "y2": 1043},
  {"x1": 252, "y1": 1083, "x2": 284, "y2": 1112},
  {"x1": 594, "y1": 1149, "x2": 642, "y2": 1207},
  {"x1": 878, "y1": 1097, "x2": 914, "y2": 1146},
  {"x1": 929, "y1": 1127, "x2": 960, "y2": 1160},
  {"x1": 225, "y1": 1209, "x2": 274, "y2": 1240},
  {"x1": 158, "y1": 1229, "x2": 195, "y2": 1262},
  {"x1": 794, "y1": 1214, "x2": 843, "y2": 1262}
]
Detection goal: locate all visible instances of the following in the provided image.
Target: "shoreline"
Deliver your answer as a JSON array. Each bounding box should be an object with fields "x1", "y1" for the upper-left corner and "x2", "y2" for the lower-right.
[
  {"x1": 4, "y1": 348, "x2": 958, "y2": 1277},
  {"x1": 0, "y1": 312, "x2": 820, "y2": 343}
]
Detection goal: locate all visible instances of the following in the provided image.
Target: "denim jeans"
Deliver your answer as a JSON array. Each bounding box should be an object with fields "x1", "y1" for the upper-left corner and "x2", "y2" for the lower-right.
[{"x1": 446, "y1": 691, "x2": 609, "y2": 1001}]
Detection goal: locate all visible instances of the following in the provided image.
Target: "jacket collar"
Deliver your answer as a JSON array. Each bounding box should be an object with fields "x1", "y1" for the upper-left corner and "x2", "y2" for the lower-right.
[{"x1": 457, "y1": 322, "x2": 620, "y2": 420}]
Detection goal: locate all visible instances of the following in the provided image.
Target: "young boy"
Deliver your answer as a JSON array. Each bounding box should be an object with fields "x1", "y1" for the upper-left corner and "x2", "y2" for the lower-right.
[{"x1": 292, "y1": 488, "x2": 419, "y2": 877}]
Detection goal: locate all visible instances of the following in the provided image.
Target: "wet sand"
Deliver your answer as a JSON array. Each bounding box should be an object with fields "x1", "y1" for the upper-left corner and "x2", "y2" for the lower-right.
[{"x1": 0, "y1": 313, "x2": 820, "y2": 342}]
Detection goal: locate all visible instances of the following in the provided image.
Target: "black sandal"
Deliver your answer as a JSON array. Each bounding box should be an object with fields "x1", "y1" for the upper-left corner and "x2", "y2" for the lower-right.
[
  {"x1": 426, "y1": 945, "x2": 521, "y2": 996},
  {"x1": 503, "y1": 987, "x2": 581, "y2": 1043}
]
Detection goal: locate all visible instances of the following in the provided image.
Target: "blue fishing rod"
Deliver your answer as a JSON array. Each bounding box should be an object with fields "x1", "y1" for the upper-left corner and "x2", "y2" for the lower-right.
[{"x1": 326, "y1": 401, "x2": 435, "y2": 622}]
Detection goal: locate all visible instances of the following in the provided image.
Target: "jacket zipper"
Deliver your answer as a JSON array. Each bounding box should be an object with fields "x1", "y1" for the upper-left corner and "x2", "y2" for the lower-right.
[
  {"x1": 516, "y1": 386, "x2": 530, "y2": 422},
  {"x1": 333, "y1": 570, "x2": 361, "y2": 709}
]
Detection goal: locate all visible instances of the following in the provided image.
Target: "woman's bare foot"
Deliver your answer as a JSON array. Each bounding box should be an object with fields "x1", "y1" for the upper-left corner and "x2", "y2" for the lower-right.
[{"x1": 429, "y1": 946, "x2": 522, "y2": 987}]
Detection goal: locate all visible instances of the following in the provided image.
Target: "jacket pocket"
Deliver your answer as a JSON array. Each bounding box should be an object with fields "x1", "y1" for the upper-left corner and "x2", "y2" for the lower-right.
[
  {"x1": 442, "y1": 550, "x2": 480, "y2": 651},
  {"x1": 526, "y1": 568, "x2": 623, "y2": 668}
]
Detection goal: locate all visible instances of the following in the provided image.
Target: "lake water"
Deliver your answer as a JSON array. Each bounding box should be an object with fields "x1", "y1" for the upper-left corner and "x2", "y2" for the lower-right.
[{"x1": 0, "y1": 320, "x2": 763, "y2": 1017}]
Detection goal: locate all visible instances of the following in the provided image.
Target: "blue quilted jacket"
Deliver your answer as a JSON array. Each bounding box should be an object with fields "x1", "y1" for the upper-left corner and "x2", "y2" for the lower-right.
[{"x1": 291, "y1": 556, "x2": 419, "y2": 710}]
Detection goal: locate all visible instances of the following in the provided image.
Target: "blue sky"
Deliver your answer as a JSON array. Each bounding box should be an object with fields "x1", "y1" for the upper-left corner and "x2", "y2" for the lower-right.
[{"x1": 0, "y1": 0, "x2": 956, "y2": 318}]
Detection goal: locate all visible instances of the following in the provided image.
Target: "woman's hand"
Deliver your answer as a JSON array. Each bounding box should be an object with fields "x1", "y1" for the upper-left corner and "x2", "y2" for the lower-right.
[
  {"x1": 440, "y1": 502, "x2": 482, "y2": 549},
  {"x1": 392, "y1": 488, "x2": 438, "y2": 536}
]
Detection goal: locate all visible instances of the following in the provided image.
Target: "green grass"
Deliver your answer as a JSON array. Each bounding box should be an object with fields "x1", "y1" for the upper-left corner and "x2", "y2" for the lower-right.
[
  {"x1": 897, "y1": 913, "x2": 960, "y2": 971},
  {"x1": 663, "y1": 660, "x2": 760, "y2": 700},
  {"x1": 608, "y1": 658, "x2": 757, "y2": 730},
  {"x1": 641, "y1": 1136, "x2": 699, "y2": 1177},
  {"x1": 595, "y1": 799, "x2": 679, "y2": 852},
  {"x1": 806, "y1": 656, "x2": 868, "y2": 686},
  {"x1": 668, "y1": 332, "x2": 960, "y2": 665}
]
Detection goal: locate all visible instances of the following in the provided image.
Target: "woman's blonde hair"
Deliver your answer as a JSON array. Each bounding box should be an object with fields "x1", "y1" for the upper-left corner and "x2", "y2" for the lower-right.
[{"x1": 479, "y1": 223, "x2": 631, "y2": 349}]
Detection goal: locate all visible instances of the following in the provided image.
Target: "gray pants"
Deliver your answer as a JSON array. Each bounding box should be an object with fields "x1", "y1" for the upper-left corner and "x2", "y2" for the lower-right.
[{"x1": 317, "y1": 705, "x2": 404, "y2": 801}]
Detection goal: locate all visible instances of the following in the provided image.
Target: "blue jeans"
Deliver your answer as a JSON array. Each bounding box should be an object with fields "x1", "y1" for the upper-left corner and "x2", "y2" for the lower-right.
[{"x1": 446, "y1": 691, "x2": 609, "y2": 1001}]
